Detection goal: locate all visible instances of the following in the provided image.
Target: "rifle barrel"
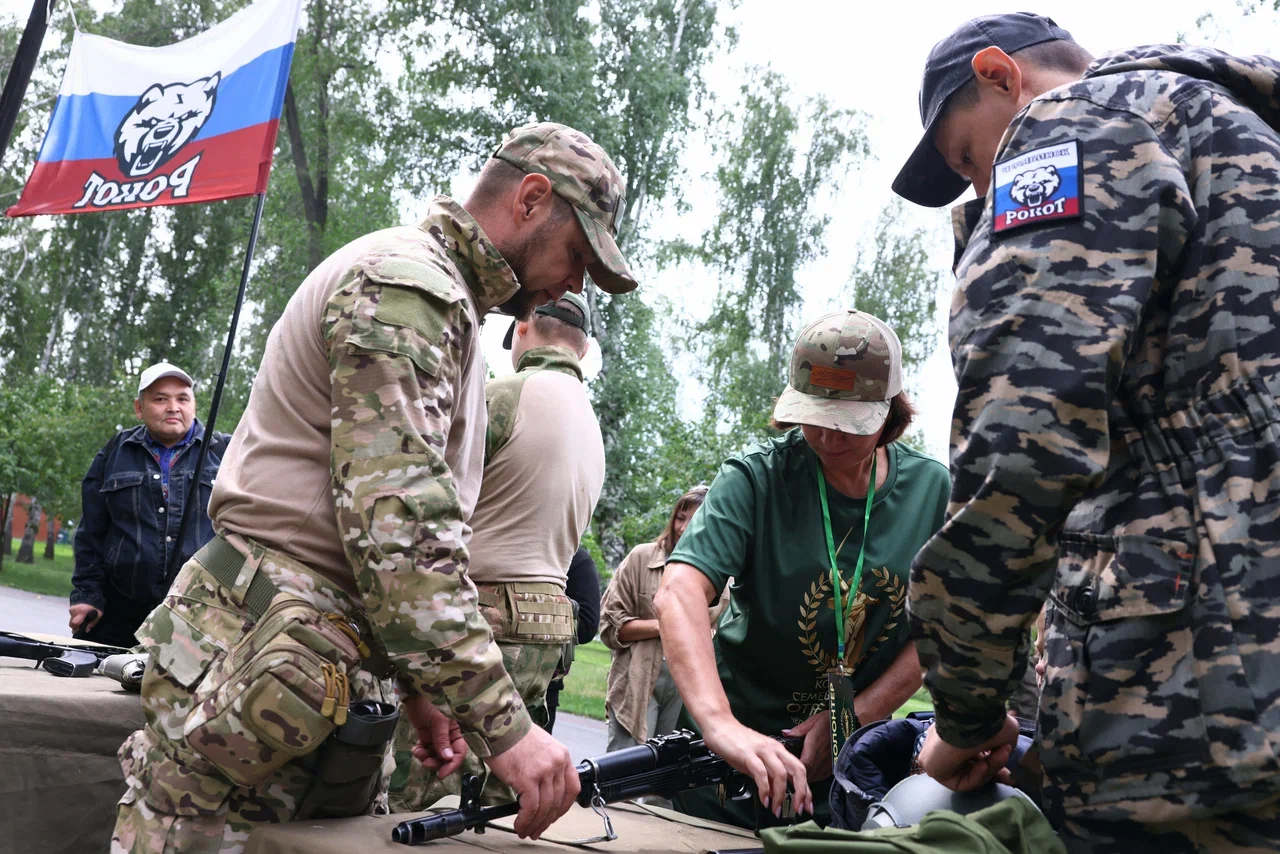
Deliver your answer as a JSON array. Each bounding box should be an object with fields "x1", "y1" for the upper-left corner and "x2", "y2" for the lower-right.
[{"x1": 391, "y1": 802, "x2": 519, "y2": 844}]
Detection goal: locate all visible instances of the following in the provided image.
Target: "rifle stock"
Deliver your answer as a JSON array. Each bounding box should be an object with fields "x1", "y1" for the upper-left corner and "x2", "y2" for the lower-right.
[{"x1": 391, "y1": 730, "x2": 803, "y2": 845}]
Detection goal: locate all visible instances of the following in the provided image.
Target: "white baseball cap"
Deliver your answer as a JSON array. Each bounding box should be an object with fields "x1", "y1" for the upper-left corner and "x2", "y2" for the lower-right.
[{"x1": 137, "y1": 362, "x2": 194, "y2": 396}]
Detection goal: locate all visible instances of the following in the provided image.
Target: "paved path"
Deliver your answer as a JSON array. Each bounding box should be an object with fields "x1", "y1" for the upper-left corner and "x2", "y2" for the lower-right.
[
  {"x1": 0, "y1": 584, "x2": 608, "y2": 762},
  {"x1": 0, "y1": 586, "x2": 70, "y2": 636}
]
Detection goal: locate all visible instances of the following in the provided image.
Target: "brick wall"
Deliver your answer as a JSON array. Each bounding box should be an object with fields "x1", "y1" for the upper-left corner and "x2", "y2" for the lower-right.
[{"x1": 7, "y1": 495, "x2": 63, "y2": 542}]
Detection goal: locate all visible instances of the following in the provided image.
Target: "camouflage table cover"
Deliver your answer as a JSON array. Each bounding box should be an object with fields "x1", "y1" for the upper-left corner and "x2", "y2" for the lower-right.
[
  {"x1": 0, "y1": 654, "x2": 144, "y2": 854},
  {"x1": 246, "y1": 799, "x2": 761, "y2": 854}
]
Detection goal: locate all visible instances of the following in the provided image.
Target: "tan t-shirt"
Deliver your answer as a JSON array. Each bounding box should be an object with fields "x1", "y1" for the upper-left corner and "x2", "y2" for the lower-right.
[{"x1": 467, "y1": 346, "x2": 605, "y2": 587}]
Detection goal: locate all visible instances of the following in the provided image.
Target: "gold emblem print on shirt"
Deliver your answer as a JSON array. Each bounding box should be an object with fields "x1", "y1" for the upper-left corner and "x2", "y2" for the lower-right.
[
  {"x1": 865, "y1": 567, "x2": 905, "y2": 659},
  {"x1": 797, "y1": 574, "x2": 877, "y2": 672},
  {"x1": 796, "y1": 568, "x2": 905, "y2": 673}
]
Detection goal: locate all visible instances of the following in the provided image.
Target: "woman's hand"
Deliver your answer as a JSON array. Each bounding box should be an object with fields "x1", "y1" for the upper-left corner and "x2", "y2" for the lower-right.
[
  {"x1": 783, "y1": 710, "x2": 833, "y2": 784},
  {"x1": 703, "y1": 717, "x2": 813, "y2": 818}
]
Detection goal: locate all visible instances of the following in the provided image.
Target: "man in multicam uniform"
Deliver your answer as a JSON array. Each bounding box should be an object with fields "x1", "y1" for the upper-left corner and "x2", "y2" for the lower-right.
[
  {"x1": 390, "y1": 290, "x2": 605, "y2": 811},
  {"x1": 894, "y1": 12, "x2": 1280, "y2": 853},
  {"x1": 111, "y1": 122, "x2": 638, "y2": 853}
]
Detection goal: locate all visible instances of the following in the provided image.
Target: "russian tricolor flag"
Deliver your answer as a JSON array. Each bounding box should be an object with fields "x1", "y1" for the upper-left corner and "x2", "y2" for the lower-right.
[{"x1": 8, "y1": 0, "x2": 303, "y2": 217}]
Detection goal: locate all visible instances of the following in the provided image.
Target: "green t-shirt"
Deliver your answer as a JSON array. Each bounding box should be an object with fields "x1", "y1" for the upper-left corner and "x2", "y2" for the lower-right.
[{"x1": 669, "y1": 429, "x2": 950, "y2": 827}]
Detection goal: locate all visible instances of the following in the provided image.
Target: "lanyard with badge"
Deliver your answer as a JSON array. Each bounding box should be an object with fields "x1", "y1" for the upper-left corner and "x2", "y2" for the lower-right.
[{"x1": 816, "y1": 451, "x2": 876, "y2": 765}]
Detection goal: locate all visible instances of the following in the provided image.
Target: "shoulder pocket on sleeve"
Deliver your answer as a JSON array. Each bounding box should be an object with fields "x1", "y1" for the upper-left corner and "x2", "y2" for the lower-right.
[{"x1": 347, "y1": 254, "x2": 468, "y2": 378}]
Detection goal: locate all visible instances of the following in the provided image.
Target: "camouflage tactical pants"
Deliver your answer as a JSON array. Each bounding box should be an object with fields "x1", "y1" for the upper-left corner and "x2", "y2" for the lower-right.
[
  {"x1": 388, "y1": 580, "x2": 572, "y2": 812},
  {"x1": 1062, "y1": 794, "x2": 1280, "y2": 853},
  {"x1": 111, "y1": 536, "x2": 397, "y2": 854}
]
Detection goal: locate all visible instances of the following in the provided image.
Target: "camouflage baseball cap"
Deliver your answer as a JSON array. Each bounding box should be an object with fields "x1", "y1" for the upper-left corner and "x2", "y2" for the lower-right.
[
  {"x1": 772, "y1": 310, "x2": 904, "y2": 435},
  {"x1": 494, "y1": 122, "x2": 638, "y2": 295}
]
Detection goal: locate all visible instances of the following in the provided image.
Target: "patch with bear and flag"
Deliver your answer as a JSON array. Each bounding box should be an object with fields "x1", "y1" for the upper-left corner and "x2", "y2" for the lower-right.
[
  {"x1": 991, "y1": 139, "x2": 1082, "y2": 236},
  {"x1": 7, "y1": 0, "x2": 302, "y2": 217}
]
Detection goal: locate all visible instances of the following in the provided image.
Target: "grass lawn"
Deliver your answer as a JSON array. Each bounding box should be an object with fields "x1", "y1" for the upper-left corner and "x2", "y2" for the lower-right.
[
  {"x1": 894, "y1": 686, "x2": 934, "y2": 718},
  {"x1": 0, "y1": 538, "x2": 75, "y2": 597},
  {"x1": 559, "y1": 639, "x2": 612, "y2": 720},
  {"x1": 559, "y1": 639, "x2": 933, "y2": 722}
]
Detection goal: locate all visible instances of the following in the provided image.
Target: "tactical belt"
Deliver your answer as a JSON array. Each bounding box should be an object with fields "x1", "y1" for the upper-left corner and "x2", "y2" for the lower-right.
[
  {"x1": 195, "y1": 534, "x2": 280, "y2": 619},
  {"x1": 193, "y1": 535, "x2": 393, "y2": 677}
]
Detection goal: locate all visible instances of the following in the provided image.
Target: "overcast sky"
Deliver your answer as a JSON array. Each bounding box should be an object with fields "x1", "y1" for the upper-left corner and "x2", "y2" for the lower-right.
[{"x1": 5, "y1": 0, "x2": 1279, "y2": 458}]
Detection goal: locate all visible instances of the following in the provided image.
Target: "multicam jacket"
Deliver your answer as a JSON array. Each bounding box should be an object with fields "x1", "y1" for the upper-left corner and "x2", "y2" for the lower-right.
[
  {"x1": 908, "y1": 47, "x2": 1280, "y2": 824},
  {"x1": 210, "y1": 195, "x2": 531, "y2": 756}
]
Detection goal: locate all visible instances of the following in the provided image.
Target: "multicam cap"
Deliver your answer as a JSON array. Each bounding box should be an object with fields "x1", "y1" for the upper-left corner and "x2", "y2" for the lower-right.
[
  {"x1": 772, "y1": 310, "x2": 904, "y2": 435},
  {"x1": 494, "y1": 122, "x2": 638, "y2": 295}
]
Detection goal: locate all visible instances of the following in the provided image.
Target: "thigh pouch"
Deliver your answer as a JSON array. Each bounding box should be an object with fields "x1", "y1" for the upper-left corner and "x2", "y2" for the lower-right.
[
  {"x1": 179, "y1": 536, "x2": 376, "y2": 789},
  {"x1": 182, "y1": 593, "x2": 364, "y2": 787},
  {"x1": 295, "y1": 699, "x2": 401, "y2": 820}
]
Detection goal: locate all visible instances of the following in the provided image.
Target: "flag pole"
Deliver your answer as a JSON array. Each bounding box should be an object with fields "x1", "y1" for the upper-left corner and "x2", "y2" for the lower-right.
[
  {"x1": 167, "y1": 191, "x2": 266, "y2": 580},
  {"x1": 0, "y1": 0, "x2": 57, "y2": 170}
]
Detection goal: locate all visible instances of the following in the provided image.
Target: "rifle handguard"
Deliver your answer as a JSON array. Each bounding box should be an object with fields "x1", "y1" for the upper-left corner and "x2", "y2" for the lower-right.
[{"x1": 390, "y1": 729, "x2": 804, "y2": 845}]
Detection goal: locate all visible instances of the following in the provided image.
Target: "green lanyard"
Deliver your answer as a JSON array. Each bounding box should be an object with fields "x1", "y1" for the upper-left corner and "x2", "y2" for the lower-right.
[{"x1": 816, "y1": 451, "x2": 877, "y2": 669}]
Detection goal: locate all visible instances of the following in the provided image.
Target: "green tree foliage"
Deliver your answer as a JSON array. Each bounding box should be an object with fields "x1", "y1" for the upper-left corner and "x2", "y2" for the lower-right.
[
  {"x1": 847, "y1": 201, "x2": 943, "y2": 379},
  {"x1": 0, "y1": 376, "x2": 130, "y2": 568},
  {"x1": 0, "y1": 1, "x2": 920, "y2": 583},
  {"x1": 665, "y1": 67, "x2": 868, "y2": 443},
  {"x1": 846, "y1": 202, "x2": 945, "y2": 452},
  {"x1": 0, "y1": 0, "x2": 731, "y2": 569}
]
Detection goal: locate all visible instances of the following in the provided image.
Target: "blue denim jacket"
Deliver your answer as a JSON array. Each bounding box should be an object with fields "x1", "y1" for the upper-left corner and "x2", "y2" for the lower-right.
[{"x1": 70, "y1": 420, "x2": 229, "y2": 617}]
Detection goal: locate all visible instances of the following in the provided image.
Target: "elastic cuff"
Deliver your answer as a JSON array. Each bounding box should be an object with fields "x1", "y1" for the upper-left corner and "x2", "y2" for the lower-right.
[{"x1": 930, "y1": 696, "x2": 1007, "y2": 749}]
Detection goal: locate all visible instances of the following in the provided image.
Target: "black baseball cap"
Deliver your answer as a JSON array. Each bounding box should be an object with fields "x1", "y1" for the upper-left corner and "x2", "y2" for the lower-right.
[
  {"x1": 502, "y1": 291, "x2": 590, "y2": 349},
  {"x1": 892, "y1": 13, "x2": 1076, "y2": 208}
]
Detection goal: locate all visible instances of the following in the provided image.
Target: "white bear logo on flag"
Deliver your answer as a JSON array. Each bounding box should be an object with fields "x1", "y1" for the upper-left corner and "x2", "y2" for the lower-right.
[
  {"x1": 113, "y1": 74, "x2": 220, "y2": 178},
  {"x1": 1009, "y1": 165, "x2": 1061, "y2": 208}
]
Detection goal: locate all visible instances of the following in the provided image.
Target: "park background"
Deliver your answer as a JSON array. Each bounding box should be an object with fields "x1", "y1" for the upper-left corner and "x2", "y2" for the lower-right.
[{"x1": 0, "y1": 0, "x2": 1277, "y2": 720}]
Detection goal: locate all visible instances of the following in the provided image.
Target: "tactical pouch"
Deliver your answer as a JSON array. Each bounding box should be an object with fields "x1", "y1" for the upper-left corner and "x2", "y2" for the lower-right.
[
  {"x1": 183, "y1": 593, "x2": 363, "y2": 787},
  {"x1": 477, "y1": 581, "x2": 575, "y2": 645},
  {"x1": 294, "y1": 699, "x2": 400, "y2": 820},
  {"x1": 554, "y1": 598, "x2": 581, "y2": 680}
]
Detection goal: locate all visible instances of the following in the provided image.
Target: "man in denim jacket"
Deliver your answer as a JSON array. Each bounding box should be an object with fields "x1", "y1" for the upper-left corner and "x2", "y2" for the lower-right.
[{"x1": 69, "y1": 362, "x2": 228, "y2": 647}]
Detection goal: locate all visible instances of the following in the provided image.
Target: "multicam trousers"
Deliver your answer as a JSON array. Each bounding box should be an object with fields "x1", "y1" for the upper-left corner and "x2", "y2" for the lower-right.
[
  {"x1": 388, "y1": 580, "x2": 573, "y2": 812},
  {"x1": 111, "y1": 534, "x2": 397, "y2": 854}
]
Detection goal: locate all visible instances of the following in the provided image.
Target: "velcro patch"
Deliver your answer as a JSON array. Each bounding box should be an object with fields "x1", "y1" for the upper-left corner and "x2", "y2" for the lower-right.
[
  {"x1": 810, "y1": 365, "x2": 858, "y2": 391},
  {"x1": 992, "y1": 139, "x2": 1082, "y2": 236}
]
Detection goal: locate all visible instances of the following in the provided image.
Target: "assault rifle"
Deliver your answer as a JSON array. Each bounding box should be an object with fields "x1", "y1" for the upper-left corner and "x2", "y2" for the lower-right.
[
  {"x1": 0, "y1": 630, "x2": 129, "y2": 677},
  {"x1": 391, "y1": 729, "x2": 803, "y2": 845}
]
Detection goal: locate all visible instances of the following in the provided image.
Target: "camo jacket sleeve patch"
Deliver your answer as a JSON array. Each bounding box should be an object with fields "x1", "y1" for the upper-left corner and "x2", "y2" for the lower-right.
[
  {"x1": 908, "y1": 94, "x2": 1196, "y2": 748},
  {"x1": 343, "y1": 254, "x2": 468, "y2": 378},
  {"x1": 324, "y1": 269, "x2": 530, "y2": 757}
]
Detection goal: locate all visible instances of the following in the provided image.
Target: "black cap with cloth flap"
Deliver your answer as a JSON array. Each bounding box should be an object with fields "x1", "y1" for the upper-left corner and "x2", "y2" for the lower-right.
[
  {"x1": 502, "y1": 291, "x2": 590, "y2": 349},
  {"x1": 892, "y1": 12, "x2": 1077, "y2": 207}
]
